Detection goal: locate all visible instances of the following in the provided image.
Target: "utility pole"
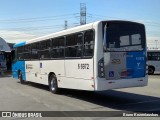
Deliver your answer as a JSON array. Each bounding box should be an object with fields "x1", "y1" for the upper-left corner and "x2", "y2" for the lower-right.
[
  {"x1": 80, "y1": 3, "x2": 86, "y2": 25},
  {"x1": 64, "y1": 20, "x2": 68, "y2": 30}
]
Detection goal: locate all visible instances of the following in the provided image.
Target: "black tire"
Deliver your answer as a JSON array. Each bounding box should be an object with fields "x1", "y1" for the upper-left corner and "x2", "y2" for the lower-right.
[
  {"x1": 49, "y1": 74, "x2": 58, "y2": 94},
  {"x1": 19, "y1": 71, "x2": 24, "y2": 84},
  {"x1": 148, "y1": 67, "x2": 154, "y2": 75}
]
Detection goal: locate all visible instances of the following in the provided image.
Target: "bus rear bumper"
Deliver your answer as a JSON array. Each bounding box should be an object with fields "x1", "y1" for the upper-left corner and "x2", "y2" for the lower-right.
[{"x1": 95, "y1": 76, "x2": 148, "y2": 91}]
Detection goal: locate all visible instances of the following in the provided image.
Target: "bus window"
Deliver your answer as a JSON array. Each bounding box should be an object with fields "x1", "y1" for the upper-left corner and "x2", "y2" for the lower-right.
[
  {"x1": 39, "y1": 40, "x2": 51, "y2": 59},
  {"x1": 31, "y1": 43, "x2": 39, "y2": 60},
  {"x1": 11, "y1": 50, "x2": 16, "y2": 61},
  {"x1": 106, "y1": 22, "x2": 145, "y2": 51},
  {"x1": 83, "y1": 30, "x2": 94, "y2": 57},
  {"x1": 65, "y1": 33, "x2": 83, "y2": 58},
  {"x1": 148, "y1": 52, "x2": 160, "y2": 61},
  {"x1": 23, "y1": 45, "x2": 31, "y2": 60},
  {"x1": 51, "y1": 37, "x2": 64, "y2": 58},
  {"x1": 17, "y1": 46, "x2": 24, "y2": 60}
]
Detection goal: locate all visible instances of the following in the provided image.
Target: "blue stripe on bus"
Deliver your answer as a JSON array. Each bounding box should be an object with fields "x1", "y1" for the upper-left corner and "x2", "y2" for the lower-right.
[
  {"x1": 12, "y1": 61, "x2": 26, "y2": 80},
  {"x1": 13, "y1": 41, "x2": 26, "y2": 48}
]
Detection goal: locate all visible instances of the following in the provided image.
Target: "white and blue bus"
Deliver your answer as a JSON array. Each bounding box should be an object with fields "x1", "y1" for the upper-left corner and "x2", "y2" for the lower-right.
[
  {"x1": 12, "y1": 20, "x2": 148, "y2": 93},
  {"x1": 147, "y1": 50, "x2": 160, "y2": 74}
]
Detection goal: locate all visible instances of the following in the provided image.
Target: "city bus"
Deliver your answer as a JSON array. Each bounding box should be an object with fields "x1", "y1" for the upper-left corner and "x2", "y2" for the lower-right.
[
  {"x1": 147, "y1": 50, "x2": 160, "y2": 74},
  {"x1": 12, "y1": 20, "x2": 148, "y2": 93}
]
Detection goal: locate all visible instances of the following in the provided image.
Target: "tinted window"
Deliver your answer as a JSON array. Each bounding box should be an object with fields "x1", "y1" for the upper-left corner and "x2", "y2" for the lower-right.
[
  {"x1": 51, "y1": 37, "x2": 64, "y2": 58},
  {"x1": 31, "y1": 43, "x2": 39, "y2": 59},
  {"x1": 148, "y1": 52, "x2": 160, "y2": 61},
  {"x1": 105, "y1": 21, "x2": 145, "y2": 51},
  {"x1": 17, "y1": 46, "x2": 24, "y2": 53},
  {"x1": 24, "y1": 45, "x2": 31, "y2": 52},
  {"x1": 65, "y1": 33, "x2": 83, "y2": 57},
  {"x1": 23, "y1": 45, "x2": 31, "y2": 60},
  {"x1": 66, "y1": 35, "x2": 75, "y2": 46},
  {"x1": 17, "y1": 46, "x2": 24, "y2": 60},
  {"x1": 23, "y1": 53, "x2": 31, "y2": 59},
  {"x1": 83, "y1": 30, "x2": 94, "y2": 57},
  {"x1": 39, "y1": 50, "x2": 50, "y2": 59},
  {"x1": 40, "y1": 40, "x2": 51, "y2": 50},
  {"x1": 17, "y1": 53, "x2": 23, "y2": 60},
  {"x1": 52, "y1": 37, "x2": 64, "y2": 48},
  {"x1": 39, "y1": 40, "x2": 51, "y2": 59}
]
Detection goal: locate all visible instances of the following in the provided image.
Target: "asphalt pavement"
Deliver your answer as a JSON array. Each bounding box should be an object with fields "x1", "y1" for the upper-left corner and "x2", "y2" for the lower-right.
[{"x1": 0, "y1": 74, "x2": 159, "y2": 119}]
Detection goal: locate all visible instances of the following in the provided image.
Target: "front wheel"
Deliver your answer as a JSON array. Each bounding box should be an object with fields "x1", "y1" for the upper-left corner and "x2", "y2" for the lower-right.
[{"x1": 49, "y1": 74, "x2": 58, "y2": 94}]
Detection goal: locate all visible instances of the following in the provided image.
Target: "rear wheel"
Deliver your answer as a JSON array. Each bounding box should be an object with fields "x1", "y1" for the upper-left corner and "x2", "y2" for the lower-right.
[
  {"x1": 49, "y1": 74, "x2": 58, "y2": 94},
  {"x1": 148, "y1": 66, "x2": 154, "y2": 75}
]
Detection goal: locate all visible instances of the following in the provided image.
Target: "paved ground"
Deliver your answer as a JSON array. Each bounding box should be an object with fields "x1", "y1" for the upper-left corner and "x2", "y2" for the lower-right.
[{"x1": 0, "y1": 74, "x2": 159, "y2": 120}]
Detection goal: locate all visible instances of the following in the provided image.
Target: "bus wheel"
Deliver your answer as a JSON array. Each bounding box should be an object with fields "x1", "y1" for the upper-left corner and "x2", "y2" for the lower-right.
[
  {"x1": 148, "y1": 67, "x2": 154, "y2": 75},
  {"x1": 19, "y1": 71, "x2": 24, "y2": 84},
  {"x1": 49, "y1": 74, "x2": 58, "y2": 94}
]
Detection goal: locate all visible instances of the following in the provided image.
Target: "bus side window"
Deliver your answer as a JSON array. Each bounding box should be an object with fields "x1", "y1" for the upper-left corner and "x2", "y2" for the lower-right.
[
  {"x1": 39, "y1": 40, "x2": 51, "y2": 59},
  {"x1": 17, "y1": 46, "x2": 24, "y2": 60},
  {"x1": 75, "y1": 33, "x2": 83, "y2": 57},
  {"x1": 11, "y1": 50, "x2": 16, "y2": 61},
  {"x1": 65, "y1": 35, "x2": 76, "y2": 57},
  {"x1": 23, "y1": 45, "x2": 31, "y2": 60},
  {"x1": 65, "y1": 33, "x2": 82, "y2": 58},
  {"x1": 31, "y1": 43, "x2": 39, "y2": 60},
  {"x1": 147, "y1": 52, "x2": 151, "y2": 60},
  {"x1": 83, "y1": 30, "x2": 94, "y2": 57}
]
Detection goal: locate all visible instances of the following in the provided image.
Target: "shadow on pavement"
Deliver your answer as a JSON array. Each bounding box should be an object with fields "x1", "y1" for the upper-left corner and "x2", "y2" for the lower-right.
[{"x1": 18, "y1": 81, "x2": 160, "y2": 114}]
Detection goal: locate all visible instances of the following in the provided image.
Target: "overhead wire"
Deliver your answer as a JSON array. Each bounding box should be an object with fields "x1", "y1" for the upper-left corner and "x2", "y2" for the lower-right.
[{"x1": 0, "y1": 13, "x2": 159, "y2": 43}]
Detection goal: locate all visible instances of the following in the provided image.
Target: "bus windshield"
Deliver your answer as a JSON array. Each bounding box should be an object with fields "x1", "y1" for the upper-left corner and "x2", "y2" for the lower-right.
[{"x1": 104, "y1": 21, "x2": 146, "y2": 51}]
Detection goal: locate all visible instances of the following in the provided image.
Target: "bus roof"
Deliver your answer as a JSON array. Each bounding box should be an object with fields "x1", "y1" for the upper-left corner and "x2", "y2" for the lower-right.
[{"x1": 13, "y1": 41, "x2": 26, "y2": 48}]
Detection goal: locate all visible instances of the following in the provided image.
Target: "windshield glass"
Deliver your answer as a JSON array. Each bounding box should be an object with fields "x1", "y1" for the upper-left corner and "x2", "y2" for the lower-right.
[{"x1": 104, "y1": 21, "x2": 145, "y2": 51}]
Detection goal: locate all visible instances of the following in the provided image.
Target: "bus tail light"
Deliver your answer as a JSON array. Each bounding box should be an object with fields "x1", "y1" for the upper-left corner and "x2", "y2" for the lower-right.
[{"x1": 98, "y1": 58, "x2": 105, "y2": 78}]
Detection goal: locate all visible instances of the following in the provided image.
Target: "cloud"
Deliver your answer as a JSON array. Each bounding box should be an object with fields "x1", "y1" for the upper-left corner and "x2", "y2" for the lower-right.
[{"x1": 0, "y1": 30, "x2": 38, "y2": 43}]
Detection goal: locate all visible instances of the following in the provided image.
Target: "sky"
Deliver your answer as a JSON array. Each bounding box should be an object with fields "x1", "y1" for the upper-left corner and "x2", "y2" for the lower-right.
[{"x1": 0, "y1": 0, "x2": 160, "y2": 49}]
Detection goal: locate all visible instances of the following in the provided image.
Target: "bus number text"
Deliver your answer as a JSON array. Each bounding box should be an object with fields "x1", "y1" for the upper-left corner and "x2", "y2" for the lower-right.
[{"x1": 78, "y1": 64, "x2": 89, "y2": 69}]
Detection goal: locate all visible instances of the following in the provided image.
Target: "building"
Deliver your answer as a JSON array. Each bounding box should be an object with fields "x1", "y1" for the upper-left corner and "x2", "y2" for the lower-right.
[{"x1": 0, "y1": 37, "x2": 12, "y2": 72}]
